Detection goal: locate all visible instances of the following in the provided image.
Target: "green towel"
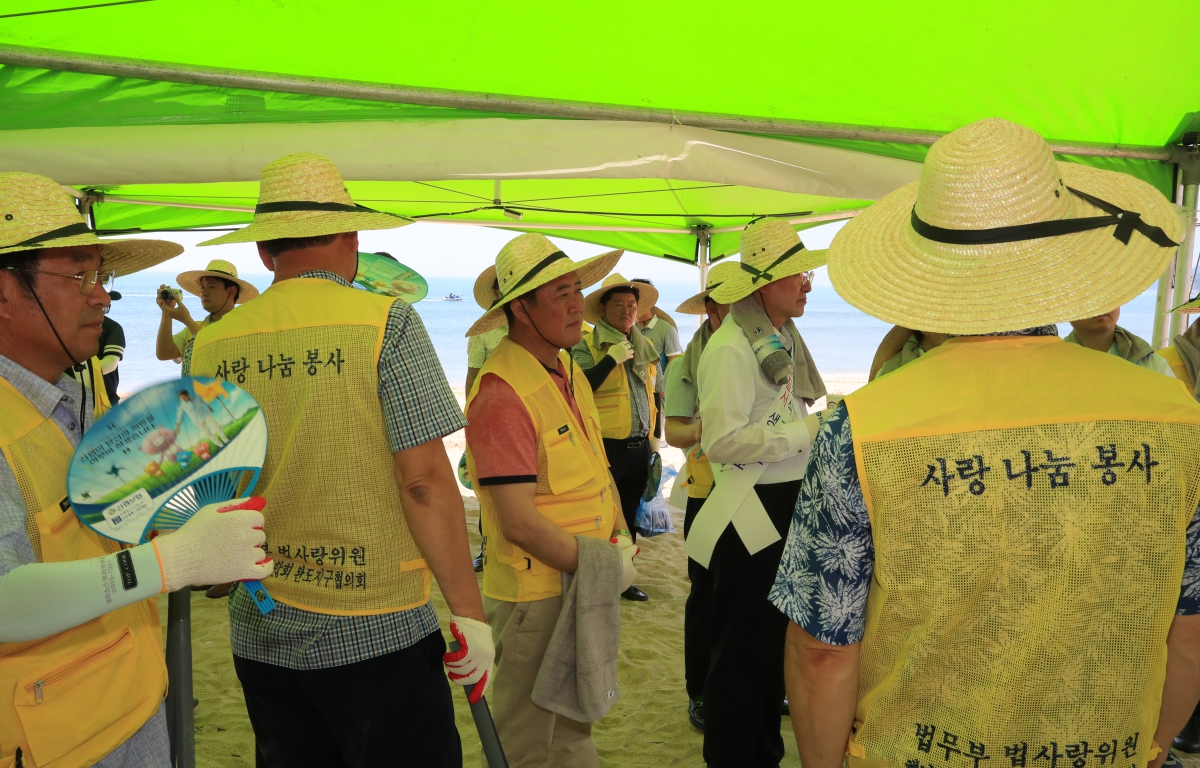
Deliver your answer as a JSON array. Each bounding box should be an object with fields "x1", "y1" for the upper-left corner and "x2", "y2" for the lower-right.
[
  {"x1": 680, "y1": 320, "x2": 714, "y2": 389},
  {"x1": 728, "y1": 297, "x2": 826, "y2": 404},
  {"x1": 593, "y1": 319, "x2": 657, "y2": 383},
  {"x1": 1172, "y1": 321, "x2": 1200, "y2": 401}
]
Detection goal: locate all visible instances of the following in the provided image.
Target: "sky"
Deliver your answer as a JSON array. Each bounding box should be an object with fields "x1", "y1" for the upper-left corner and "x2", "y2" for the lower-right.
[{"x1": 121, "y1": 219, "x2": 850, "y2": 287}]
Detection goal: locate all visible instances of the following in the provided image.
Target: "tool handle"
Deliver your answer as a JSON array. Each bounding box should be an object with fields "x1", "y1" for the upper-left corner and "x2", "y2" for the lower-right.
[
  {"x1": 448, "y1": 640, "x2": 509, "y2": 768},
  {"x1": 242, "y1": 579, "x2": 275, "y2": 614}
]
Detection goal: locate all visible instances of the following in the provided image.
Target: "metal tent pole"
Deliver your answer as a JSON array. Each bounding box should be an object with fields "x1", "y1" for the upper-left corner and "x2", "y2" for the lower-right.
[
  {"x1": 165, "y1": 589, "x2": 195, "y2": 767},
  {"x1": 0, "y1": 44, "x2": 1171, "y2": 161},
  {"x1": 696, "y1": 228, "x2": 711, "y2": 329}
]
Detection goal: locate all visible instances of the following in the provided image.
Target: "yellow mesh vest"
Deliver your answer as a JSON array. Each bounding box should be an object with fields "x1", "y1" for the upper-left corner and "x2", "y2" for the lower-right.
[
  {"x1": 466, "y1": 338, "x2": 617, "y2": 602},
  {"x1": 1157, "y1": 345, "x2": 1194, "y2": 392},
  {"x1": 684, "y1": 445, "x2": 714, "y2": 499},
  {"x1": 189, "y1": 278, "x2": 430, "y2": 616},
  {"x1": 584, "y1": 329, "x2": 656, "y2": 440},
  {"x1": 843, "y1": 336, "x2": 1200, "y2": 768},
  {"x1": 0, "y1": 378, "x2": 165, "y2": 768}
]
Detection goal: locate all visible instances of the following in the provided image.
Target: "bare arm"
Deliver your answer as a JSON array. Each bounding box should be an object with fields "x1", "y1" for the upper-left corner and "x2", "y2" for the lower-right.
[
  {"x1": 665, "y1": 415, "x2": 701, "y2": 449},
  {"x1": 785, "y1": 621, "x2": 860, "y2": 768},
  {"x1": 155, "y1": 288, "x2": 197, "y2": 361},
  {"x1": 155, "y1": 306, "x2": 180, "y2": 361},
  {"x1": 487, "y1": 482, "x2": 580, "y2": 574},
  {"x1": 465, "y1": 367, "x2": 481, "y2": 395},
  {"x1": 1151, "y1": 613, "x2": 1200, "y2": 768},
  {"x1": 393, "y1": 438, "x2": 485, "y2": 623}
]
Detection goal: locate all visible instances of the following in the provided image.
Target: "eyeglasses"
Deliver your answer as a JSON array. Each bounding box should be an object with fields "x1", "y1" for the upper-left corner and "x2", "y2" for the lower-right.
[
  {"x1": 4, "y1": 267, "x2": 116, "y2": 295},
  {"x1": 800, "y1": 270, "x2": 816, "y2": 286}
]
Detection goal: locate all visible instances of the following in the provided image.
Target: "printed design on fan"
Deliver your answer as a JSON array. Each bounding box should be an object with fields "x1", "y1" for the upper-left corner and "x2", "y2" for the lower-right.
[{"x1": 67, "y1": 377, "x2": 268, "y2": 543}]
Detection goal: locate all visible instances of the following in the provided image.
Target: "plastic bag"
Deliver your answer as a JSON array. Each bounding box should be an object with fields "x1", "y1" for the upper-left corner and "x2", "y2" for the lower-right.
[{"x1": 634, "y1": 464, "x2": 676, "y2": 537}]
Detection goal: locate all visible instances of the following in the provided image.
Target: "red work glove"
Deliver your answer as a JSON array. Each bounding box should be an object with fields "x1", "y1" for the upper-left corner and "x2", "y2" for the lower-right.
[{"x1": 443, "y1": 616, "x2": 495, "y2": 704}]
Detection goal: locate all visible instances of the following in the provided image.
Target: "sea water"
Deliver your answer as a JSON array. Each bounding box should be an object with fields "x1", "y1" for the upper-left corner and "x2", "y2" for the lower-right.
[{"x1": 108, "y1": 272, "x2": 1164, "y2": 394}]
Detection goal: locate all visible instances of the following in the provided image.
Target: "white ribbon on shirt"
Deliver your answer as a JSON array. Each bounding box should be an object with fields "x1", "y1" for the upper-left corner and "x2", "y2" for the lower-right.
[{"x1": 684, "y1": 375, "x2": 798, "y2": 567}]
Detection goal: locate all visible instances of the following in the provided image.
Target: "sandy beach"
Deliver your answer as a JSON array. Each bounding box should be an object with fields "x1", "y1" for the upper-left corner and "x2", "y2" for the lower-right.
[{"x1": 174, "y1": 374, "x2": 865, "y2": 766}]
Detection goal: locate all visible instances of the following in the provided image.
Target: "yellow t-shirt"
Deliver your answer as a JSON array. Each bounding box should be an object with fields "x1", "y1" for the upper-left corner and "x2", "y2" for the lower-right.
[{"x1": 172, "y1": 317, "x2": 211, "y2": 359}]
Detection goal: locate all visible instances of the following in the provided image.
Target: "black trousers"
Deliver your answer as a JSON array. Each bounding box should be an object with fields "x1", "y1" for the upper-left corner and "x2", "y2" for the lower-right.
[
  {"x1": 234, "y1": 631, "x2": 462, "y2": 768},
  {"x1": 703, "y1": 480, "x2": 801, "y2": 768},
  {"x1": 603, "y1": 436, "x2": 650, "y2": 541},
  {"x1": 683, "y1": 493, "x2": 714, "y2": 701}
]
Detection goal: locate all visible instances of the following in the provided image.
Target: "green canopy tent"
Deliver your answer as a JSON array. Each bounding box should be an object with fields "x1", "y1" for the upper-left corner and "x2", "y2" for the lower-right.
[
  {"x1": 1, "y1": 3, "x2": 1198, "y2": 763},
  {"x1": 1, "y1": 0, "x2": 1197, "y2": 332}
]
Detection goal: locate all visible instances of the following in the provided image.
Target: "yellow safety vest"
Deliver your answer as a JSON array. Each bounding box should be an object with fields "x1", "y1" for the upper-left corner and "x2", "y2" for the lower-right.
[
  {"x1": 0, "y1": 376, "x2": 164, "y2": 768},
  {"x1": 584, "y1": 329, "x2": 656, "y2": 440},
  {"x1": 466, "y1": 338, "x2": 617, "y2": 602},
  {"x1": 190, "y1": 278, "x2": 429, "y2": 616},
  {"x1": 683, "y1": 445, "x2": 714, "y2": 499},
  {"x1": 1157, "y1": 344, "x2": 1195, "y2": 391},
  {"x1": 843, "y1": 336, "x2": 1200, "y2": 768}
]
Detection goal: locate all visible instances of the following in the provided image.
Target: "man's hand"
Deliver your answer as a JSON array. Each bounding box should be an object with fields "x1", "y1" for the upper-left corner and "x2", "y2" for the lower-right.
[
  {"x1": 152, "y1": 497, "x2": 272, "y2": 592},
  {"x1": 611, "y1": 533, "x2": 639, "y2": 592},
  {"x1": 605, "y1": 339, "x2": 634, "y2": 364},
  {"x1": 157, "y1": 285, "x2": 193, "y2": 323},
  {"x1": 443, "y1": 615, "x2": 495, "y2": 704},
  {"x1": 1151, "y1": 613, "x2": 1200, "y2": 768}
]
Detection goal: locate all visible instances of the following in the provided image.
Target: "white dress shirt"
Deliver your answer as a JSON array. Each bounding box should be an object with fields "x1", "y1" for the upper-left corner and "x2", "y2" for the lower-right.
[{"x1": 697, "y1": 320, "x2": 813, "y2": 484}]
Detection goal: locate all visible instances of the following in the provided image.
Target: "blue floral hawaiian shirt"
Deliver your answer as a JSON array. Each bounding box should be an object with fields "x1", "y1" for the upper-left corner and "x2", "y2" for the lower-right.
[{"x1": 769, "y1": 401, "x2": 1200, "y2": 646}]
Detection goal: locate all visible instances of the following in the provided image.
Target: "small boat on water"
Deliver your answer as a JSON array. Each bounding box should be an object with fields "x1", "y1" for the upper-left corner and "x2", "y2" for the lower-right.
[{"x1": 444, "y1": 293, "x2": 463, "y2": 301}]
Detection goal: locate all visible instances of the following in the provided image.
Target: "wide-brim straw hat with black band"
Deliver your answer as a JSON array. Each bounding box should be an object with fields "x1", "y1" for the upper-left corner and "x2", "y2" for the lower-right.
[
  {"x1": 474, "y1": 264, "x2": 499, "y2": 310},
  {"x1": 709, "y1": 219, "x2": 828, "y2": 304},
  {"x1": 650, "y1": 306, "x2": 678, "y2": 329},
  {"x1": 467, "y1": 234, "x2": 622, "y2": 336},
  {"x1": 584, "y1": 274, "x2": 660, "y2": 325},
  {"x1": 0, "y1": 172, "x2": 182, "y2": 276},
  {"x1": 199, "y1": 153, "x2": 410, "y2": 246},
  {"x1": 829, "y1": 118, "x2": 1182, "y2": 335},
  {"x1": 676, "y1": 261, "x2": 743, "y2": 314},
  {"x1": 177, "y1": 259, "x2": 260, "y2": 304}
]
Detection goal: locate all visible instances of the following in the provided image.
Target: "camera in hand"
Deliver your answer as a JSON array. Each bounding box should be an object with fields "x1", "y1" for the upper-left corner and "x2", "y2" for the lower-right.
[{"x1": 160, "y1": 288, "x2": 174, "y2": 302}]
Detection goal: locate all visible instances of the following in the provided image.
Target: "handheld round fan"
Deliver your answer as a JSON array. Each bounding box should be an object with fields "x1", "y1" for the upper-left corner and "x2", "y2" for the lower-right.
[
  {"x1": 354, "y1": 252, "x2": 429, "y2": 303},
  {"x1": 67, "y1": 376, "x2": 275, "y2": 613}
]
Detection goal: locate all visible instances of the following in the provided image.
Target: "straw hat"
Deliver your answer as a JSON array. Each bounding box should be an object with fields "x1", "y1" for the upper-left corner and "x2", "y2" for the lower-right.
[
  {"x1": 828, "y1": 119, "x2": 1182, "y2": 335},
  {"x1": 584, "y1": 274, "x2": 660, "y2": 325},
  {"x1": 0, "y1": 172, "x2": 182, "y2": 276},
  {"x1": 650, "y1": 307, "x2": 678, "y2": 329},
  {"x1": 709, "y1": 219, "x2": 828, "y2": 304},
  {"x1": 199, "y1": 153, "x2": 410, "y2": 246},
  {"x1": 474, "y1": 264, "x2": 499, "y2": 310},
  {"x1": 177, "y1": 259, "x2": 259, "y2": 304},
  {"x1": 676, "y1": 261, "x2": 742, "y2": 314},
  {"x1": 467, "y1": 234, "x2": 622, "y2": 336}
]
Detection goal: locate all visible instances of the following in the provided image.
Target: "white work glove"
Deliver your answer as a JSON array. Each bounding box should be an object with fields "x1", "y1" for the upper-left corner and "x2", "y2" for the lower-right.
[
  {"x1": 802, "y1": 412, "x2": 824, "y2": 445},
  {"x1": 443, "y1": 615, "x2": 494, "y2": 704},
  {"x1": 611, "y1": 534, "x2": 639, "y2": 593},
  {"x1": 152, "y1": 497, "x2": 272, "y2": 592},
  {"x1": 605, "y1": 339, "x2": 635, "y2": 364}
]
